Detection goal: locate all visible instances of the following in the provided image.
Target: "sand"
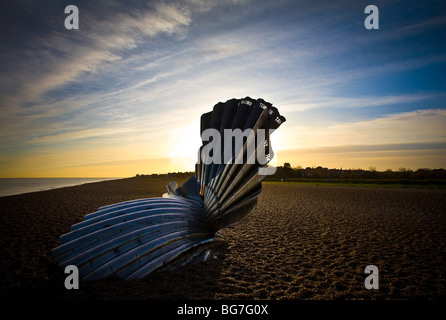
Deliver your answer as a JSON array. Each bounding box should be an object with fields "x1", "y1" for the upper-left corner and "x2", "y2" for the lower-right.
[{"x1": 0, "y1": 177, "x2": 445, "y2": 300}]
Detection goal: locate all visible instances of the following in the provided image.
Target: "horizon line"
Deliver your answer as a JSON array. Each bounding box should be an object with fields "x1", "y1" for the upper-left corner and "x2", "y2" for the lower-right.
[{"x1": 4, "y1": 167, "x2": 445, "y2": 179}]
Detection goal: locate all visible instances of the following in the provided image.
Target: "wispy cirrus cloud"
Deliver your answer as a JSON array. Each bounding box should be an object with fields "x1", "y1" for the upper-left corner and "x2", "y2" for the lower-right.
[
  {"x1": 0, "y1": 2, "x2": 193, "y2": 109},
  {"x1": 281, "y1": 108, "x2": 446, "y2": 150},
  {"x1": 278, "y1": 92, "x2": 446, "y2": 116}
]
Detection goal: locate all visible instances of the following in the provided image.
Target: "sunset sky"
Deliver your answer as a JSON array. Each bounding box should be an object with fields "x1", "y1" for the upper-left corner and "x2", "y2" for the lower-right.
[{"x1": 0, "y1": 0, "x2": 445, "y2": 177}]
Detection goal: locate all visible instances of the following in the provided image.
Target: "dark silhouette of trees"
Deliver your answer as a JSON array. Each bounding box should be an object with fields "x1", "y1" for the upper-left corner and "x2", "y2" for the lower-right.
[{"x1": 265, "y1": 164, "x2": 446, "y2": 185}]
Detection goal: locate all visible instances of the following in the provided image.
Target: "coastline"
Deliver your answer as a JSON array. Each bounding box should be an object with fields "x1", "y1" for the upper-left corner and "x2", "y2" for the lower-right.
[{"x1": 0, "y1": 177, "x2": 123, "y2": 198}]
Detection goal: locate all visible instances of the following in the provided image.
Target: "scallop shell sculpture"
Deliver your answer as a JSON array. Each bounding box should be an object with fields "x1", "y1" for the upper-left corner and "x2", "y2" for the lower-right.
[{"x1": 52, "y1": 97, "x2": 285, "y2": 280}]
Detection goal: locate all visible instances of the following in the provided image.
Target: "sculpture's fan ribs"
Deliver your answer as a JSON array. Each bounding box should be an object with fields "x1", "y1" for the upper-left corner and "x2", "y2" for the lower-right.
[{"x1": 52, "y1": 97, "x2": 285, "y2": 280}]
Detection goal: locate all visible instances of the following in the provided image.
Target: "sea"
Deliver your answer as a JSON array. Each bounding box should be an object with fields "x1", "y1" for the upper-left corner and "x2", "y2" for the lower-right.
[{"x1": 0, "y1": 178, "x2": 119, "y2": 198}]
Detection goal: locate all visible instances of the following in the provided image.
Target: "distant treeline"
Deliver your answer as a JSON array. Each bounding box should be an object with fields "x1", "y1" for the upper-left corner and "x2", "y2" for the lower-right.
[
  {"x1": 136, "y1": 164, "x2": 446, "y2": 183},
  {"x1": 266, "y1": 164, "x2": 446, "y2": 185}
]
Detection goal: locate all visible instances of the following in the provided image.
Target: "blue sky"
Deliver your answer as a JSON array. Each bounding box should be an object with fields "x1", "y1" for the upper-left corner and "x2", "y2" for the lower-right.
[{"x1": 0, "y1": 0, "x2": 445, "y2": 177}]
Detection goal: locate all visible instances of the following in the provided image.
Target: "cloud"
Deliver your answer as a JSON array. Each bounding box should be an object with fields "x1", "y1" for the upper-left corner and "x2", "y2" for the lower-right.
[
  {"x1": 280, "y1": 109, "x2": 446, "y2": 150},
  {"x1": 0, "y1": 1, "x2": 199, "y2": 164},
  {"x1": 278, "y1": 93, "x2": 446, "y2": 114},
  {"x1": 83, "y1": 2, "x2": 192, "y2": 47},
  {"x1": 0, "y1": 2, "x2": 192, "y2": 111}
]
